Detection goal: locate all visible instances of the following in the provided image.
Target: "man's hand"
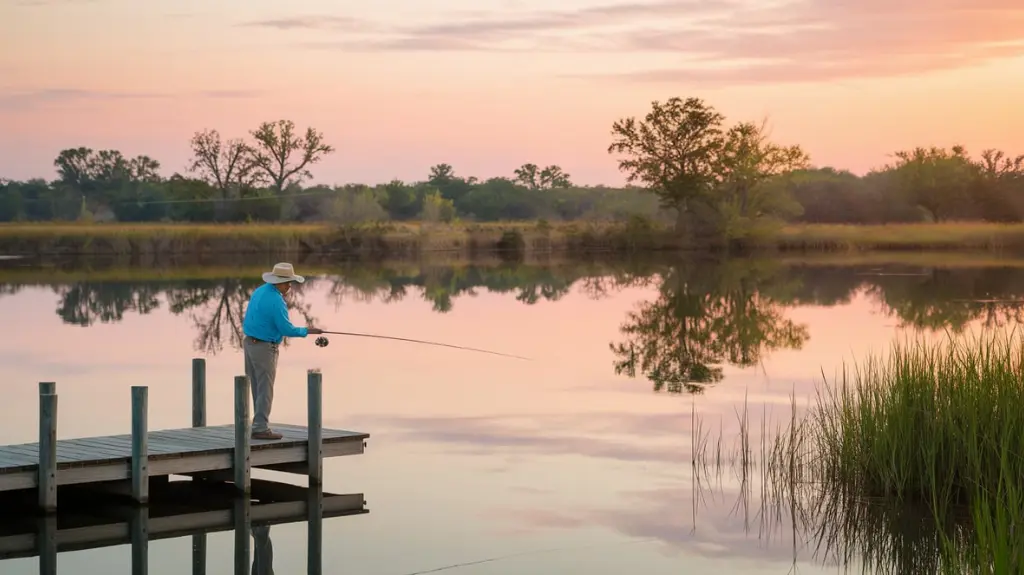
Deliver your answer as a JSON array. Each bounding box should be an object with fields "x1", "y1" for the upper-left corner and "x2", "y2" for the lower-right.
[{"x1": 308, "y1": 328, "x2": 324, "y2": 335}]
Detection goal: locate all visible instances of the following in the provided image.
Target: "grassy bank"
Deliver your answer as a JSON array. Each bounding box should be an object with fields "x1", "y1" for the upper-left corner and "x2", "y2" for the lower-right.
[
  {"x1": 6, "y1": 221, "x2": 1024, "y2": 257},
  {"x1": 775, "y1": 222, "x2": 1024, "y2": 252},
  {"x1": 0, "y1": 220, "x2": 675, "y2": 257},
  {"x1": 806, "y1": 330, "x2": 1024, "y2": 571},
  {"x1": 698, "y1": 330, "x2": 1024, "y2": 571}
]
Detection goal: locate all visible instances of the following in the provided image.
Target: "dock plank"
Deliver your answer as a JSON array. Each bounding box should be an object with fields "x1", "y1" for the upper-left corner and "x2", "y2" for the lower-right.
[{"x1": 0, "y1": 423, "x2": 369, "y2": 481}]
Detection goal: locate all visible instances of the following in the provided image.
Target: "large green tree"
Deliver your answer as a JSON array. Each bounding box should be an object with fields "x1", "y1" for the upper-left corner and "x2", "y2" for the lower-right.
[{"x1": 609, "y1": 97, "x2": 725, "y2": 244}]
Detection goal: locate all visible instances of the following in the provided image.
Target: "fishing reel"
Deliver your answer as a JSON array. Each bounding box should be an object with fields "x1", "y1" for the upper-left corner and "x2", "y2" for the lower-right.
[{"x1": 314, "y1": 336, "x2": 329, "y2": 348}]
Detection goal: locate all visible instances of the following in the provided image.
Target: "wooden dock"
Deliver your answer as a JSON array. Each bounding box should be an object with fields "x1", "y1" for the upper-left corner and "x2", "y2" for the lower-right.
[
  {"x1": 0, "y1": 477, "x2": 367, "y2": 573},
  {"x1": 0, "y1": 359, "x2": 369, "y2": 512}
]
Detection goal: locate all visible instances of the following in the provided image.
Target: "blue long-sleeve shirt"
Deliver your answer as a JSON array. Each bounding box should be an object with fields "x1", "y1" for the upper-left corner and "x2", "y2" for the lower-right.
[{"x1": 242, "y1": 283, "x2": 309, "y2": 344}]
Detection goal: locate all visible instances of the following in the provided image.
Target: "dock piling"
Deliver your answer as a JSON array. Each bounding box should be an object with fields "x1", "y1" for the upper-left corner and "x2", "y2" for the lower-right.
[
  {"x1": 233, "y1": 375, "x2": 251, "y2": 494},
  {"x1": 130, "y1": 506, "x2": 149, "y2": 575},
  {"x1": 38, "y1": 384, "x2": 57, "y2": 513},
  {"x1": 192, "y1": 358, "x2": 206, "y2": 428},
  {"x1": 307, "y1": 370, "x2": 323, "y2": 485},
  {"x1": 37, "y1": 515, "x2": 56, "y2": 575},
  {"x1": 233, "y1": 496, "x2": 251, "y2": 575},
  {"x1": 308, "y1": 486, "x2": 323, "y2": 575},
  {"x1": 131, "y1": 386, "x2": 149, "y2": 504}
]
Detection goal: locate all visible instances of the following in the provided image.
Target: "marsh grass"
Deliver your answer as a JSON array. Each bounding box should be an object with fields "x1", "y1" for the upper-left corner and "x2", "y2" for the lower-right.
[
  {"x1": 776, "y1": 222, "x2": 1024, "y2": 252},
  {"x1": 0, "y1": 220, "x2": 679, "y2": 256},
  {"x1": 6, "y1": 221, "x2": 1024, "y2": 256},
  {"x1": 689, "y1": 329, "x2": 1024, "y2": 572}
]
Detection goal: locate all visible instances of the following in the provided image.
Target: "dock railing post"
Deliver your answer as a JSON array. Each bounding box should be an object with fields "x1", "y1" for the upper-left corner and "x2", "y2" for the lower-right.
[
  {"x1": 131, "y1": 386, "x2": 149, "y2": 504},
  {"x1": 233, "y1": 375, "x2": 251, "y2": 494},
  {"x1": 307, "y1": 369, "x2": 323, "y2": 486},
  {"x1": 192, "y1": 358, "x2": 206, "y2": 428},
  {"x1": 38, "y1": 382, "x2": 57, "y2": 513}
]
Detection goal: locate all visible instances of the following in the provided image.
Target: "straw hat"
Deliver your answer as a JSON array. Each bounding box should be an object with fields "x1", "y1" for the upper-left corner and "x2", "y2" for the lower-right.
[{"x1": 262, "y1": 262, "x2": 305, "y2": 284}]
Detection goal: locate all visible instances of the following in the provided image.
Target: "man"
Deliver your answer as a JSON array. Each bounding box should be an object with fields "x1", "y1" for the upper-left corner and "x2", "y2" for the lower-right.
[{"x1": 242, "y1": 262, "x2": 323, "y2": 440}]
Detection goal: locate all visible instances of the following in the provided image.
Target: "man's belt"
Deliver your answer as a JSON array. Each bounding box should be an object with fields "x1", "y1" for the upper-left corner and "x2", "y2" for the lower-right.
[{"x1": 247, "y1": 336, "x2": 276, "y2": 345}]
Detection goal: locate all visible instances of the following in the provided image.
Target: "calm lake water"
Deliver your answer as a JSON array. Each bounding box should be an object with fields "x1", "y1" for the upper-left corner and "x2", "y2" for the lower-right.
[{"x1": 0, "y1": 253, "x2": 1018, "y2": 574}]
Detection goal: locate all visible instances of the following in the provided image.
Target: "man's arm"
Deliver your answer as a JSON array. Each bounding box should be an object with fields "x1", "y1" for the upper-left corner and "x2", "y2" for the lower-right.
[{"x1": 271, "y1": 295, "x2": 309, "y2": 338}]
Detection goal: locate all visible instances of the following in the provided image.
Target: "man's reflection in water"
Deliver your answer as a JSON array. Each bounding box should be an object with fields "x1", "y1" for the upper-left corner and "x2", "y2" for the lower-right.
[{"x1": 252, "y1": 524, "x2": 274, "y2": 575}]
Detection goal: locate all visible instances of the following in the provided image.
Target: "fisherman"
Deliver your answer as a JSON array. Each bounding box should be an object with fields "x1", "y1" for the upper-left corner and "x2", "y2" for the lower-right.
[{"x1": 242, "y1": 262, "x2": 323, "y2": 440}]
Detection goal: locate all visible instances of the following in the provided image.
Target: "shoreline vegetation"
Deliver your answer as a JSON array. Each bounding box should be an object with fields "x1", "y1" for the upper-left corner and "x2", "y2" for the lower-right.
[
  {"x1": 692, "y1": 329, "x2": 1024, "y2": 571},
  {"x1": 4, "y1": 221, "x2": 1024, "y2": 257},
  {"x1": 3, "y1": 98, "x2": 1022, "y2": 256}
]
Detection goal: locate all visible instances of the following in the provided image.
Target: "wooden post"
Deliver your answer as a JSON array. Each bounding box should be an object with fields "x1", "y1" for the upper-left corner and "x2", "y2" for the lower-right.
[
  {"x1": 39, "y1": 381, "x2": 55, "y2": 396},
  {"x1": 192, "y1": 358, "x2": 206, "y2": 428},
  {"x1": 130, "y1": 506, "x2": 149, "y2": 575},
  {"x1": 131, "y1": 386, "x2": 149, "y2": 504},
  {"x1": 37, "y1": 515, "x2": 56, "y2": 575},
  {"x1": 233, "y1": 497, "x2": 251, "y2": 575},
  {"x1": 307, "y1": 370, "x2": 323, "y2": 485},
  {"x1": 307, "y1": 485, "x2": 323, "y2": 575},
  {"x1": 233, "y1": 375, "x2": 250, "y2": 494},
  {"x1": 192, "y1": 534, "x2": 207, "y2": 575},
  {"x1": 38, "y1": 389, "x2": 57, "y2": 513}
]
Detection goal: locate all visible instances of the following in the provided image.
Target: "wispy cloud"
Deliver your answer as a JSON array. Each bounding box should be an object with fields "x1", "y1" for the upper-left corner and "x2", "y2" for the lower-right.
[
  {"x1": 13, "y1": 0, "x2": 98, "y2": 6},
  {"x1": 198, "y1": 89, "x2": 265, "y2": 99},
  {"x1": 0, "y1": 88, "x2": 262, "y2": 110},
  {"x1": 239, "y1": 15, "x2": 372, "y2": 31},
  {"x1": 281, "y1": 0, "x2": 1024, "y2": 84}
]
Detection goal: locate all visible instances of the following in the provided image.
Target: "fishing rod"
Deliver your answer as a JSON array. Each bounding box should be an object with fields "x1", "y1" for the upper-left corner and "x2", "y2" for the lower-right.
[{"x1": 313, "y1": 331, "x2": 531, "y2": 361}]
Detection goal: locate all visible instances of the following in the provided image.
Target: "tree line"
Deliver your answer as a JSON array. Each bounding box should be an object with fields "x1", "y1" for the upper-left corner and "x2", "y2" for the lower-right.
[{"x1": 0, "y1": 99, "x2": 1021, "y2": 234}]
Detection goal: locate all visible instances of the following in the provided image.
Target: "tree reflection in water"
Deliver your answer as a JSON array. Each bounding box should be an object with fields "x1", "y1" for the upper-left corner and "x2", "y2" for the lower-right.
[
  {"x1": 3, "y1": 257, "x2": 1024, "y2": 365},
  {"x1": 610, "y1": 258, "x2": 810, "y2": 394}
]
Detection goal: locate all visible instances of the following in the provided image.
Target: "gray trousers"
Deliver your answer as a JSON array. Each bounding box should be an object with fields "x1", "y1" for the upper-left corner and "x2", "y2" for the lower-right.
[
  {"x1": 252, "y1": 525, "x2": 275, "y2": 575},
  {"x1": 244, "y1": 338, "x2": 279, "y2": 433}
]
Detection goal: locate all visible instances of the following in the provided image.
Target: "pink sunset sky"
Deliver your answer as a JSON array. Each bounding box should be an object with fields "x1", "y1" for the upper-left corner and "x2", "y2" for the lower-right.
[{"x1": 1, "y1": 0, "x2": 1023, "y2": 187}]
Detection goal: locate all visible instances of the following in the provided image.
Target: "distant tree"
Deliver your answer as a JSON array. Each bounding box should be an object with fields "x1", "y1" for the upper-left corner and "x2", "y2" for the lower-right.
[
  {"x1": 329, "y1": 186, "x2": 389, "y2": 225},
  {"x1": 977, "y1": 149, "x2": 1024, "y2": 179},
  {"x1": 514, "y1": 164, "x2": 540, "y2": 188},
  {"x1": 539, "y1": 165, "x2": 572, "y2": 189},
  {"x1": 419, "y1": 189, "x2": 456, "y2": 223},
  {"x1": 429, "y1": 163, "x2": 455, "y2": 184},
  {"x1": 608, "y1": 97, "x2": 725, "y2": 242},
  {"x1": 971, "y1": 149, "x2": 1024, "y2": 222},
  {"x1": 513, "y1": 163, "x2": 572, "y2": 189},
  {"x1": 886, "y1": 146, "x2": 978, "y2": 221},
  {"x1": 249, "y1": 120, "x2": 334, "y2": 194},
  {"x1": 714, "y1": 120, "x2": 809, "y2": 240},
  {"x1": 188, "y1": 129, "x2": 261, "y2": 200}
]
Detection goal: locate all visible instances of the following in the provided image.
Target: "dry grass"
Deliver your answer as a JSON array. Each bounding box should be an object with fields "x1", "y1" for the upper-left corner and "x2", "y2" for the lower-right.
[
  {"x1": 0, "y1": 221, "x2": 331, "y2": 239},
  {"x1": 775, "y1": 222, "x2": 1024, "y2": 251},
  {"x1": 0, "y1": 220, "x2": 672, "y2": 256},
  {"x1": 4, "y1": 221, "x2": 1024, "y2": 256}
]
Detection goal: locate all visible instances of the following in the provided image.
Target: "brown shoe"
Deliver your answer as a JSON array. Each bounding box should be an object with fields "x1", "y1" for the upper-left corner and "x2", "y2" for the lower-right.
[{"x1": 252, "y1": 429, "x2": 283, "y2": 440}]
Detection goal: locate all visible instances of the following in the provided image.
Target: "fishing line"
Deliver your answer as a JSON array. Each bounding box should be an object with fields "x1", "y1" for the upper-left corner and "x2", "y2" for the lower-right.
[{"x1": 313, "y1": 330, "x2": 531, "y2": 361}]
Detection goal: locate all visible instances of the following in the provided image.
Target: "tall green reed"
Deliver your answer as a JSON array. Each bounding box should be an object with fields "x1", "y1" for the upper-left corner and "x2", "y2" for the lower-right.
[{"x1": 690, "y1": 328, "x2": 1024, "y2": 572}]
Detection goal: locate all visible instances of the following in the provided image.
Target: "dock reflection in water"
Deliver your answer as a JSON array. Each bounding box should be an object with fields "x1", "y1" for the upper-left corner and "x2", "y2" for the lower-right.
[{"x1": 0, "y1": 477, "x2": 367, "y2": 574}]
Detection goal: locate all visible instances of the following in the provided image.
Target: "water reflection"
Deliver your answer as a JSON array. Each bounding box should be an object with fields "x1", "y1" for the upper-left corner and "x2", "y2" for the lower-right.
[
  {"x1": 2, "y1": 254, "x2": 1020, "y2": 573},
  {"x1": 0, "y1": 478, "x2": 365, "y2": 574},
  {"x1": 683, "y1": 449, "x2": 974, "y2": 574},
  {"x1": 610, "y1": 258, "x2": 810, "y2": 394},
  {"x1": 4, "y1": 256, "x2": 1024, "y2": 392}
]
